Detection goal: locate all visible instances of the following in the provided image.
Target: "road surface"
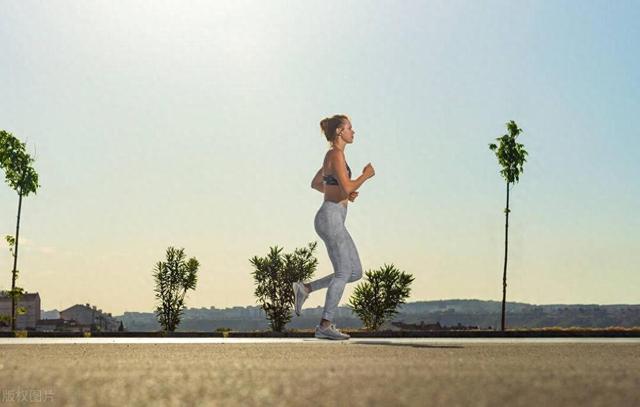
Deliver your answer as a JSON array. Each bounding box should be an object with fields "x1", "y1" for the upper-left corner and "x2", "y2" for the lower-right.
[{"x1": 1, "y1": 338, "x2": 638, "y2": 406}]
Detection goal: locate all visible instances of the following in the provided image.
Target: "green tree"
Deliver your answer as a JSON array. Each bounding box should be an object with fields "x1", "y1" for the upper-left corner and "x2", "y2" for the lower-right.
[
  {"x1": 152, "y1": 247, "x2": 199, "y2": 332},
  {"x1": 489, "y1": 120, "x2": 529, "y2": 331},
  {"x1": 250, "y1": 242, "x2": 318, "y2": 332},
  {"x1": 0, "y1": 130, "x2": 40, "y2": 331},
  {"x1": 348, "y1": 264, "x2": 414, "y2": 331}
]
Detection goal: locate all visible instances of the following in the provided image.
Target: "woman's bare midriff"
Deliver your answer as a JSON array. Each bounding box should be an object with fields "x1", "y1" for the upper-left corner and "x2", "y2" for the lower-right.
[
  {"x1": 322, "y1": 150, "x2": 349, "y2": 208},
  {"x1": 323, "y1": 184, "x2": 348, "y2": 208}
]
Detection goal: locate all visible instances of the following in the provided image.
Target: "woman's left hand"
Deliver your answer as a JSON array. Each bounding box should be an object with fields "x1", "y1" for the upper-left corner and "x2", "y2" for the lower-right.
[{"x1": 348, "y1": 191, "x2": 359, "y2": 202}]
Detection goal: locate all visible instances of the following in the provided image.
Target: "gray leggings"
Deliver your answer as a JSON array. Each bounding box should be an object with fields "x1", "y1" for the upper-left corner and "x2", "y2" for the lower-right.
[{"x1": 309, "y1": 200, "x2": 363, "y2": 322}]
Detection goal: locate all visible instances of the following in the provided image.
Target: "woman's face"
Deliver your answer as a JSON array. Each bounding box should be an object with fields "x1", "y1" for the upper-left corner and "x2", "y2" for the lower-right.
[{"x1": 338, "y1": 120, "x2": 355, "y2": 144}]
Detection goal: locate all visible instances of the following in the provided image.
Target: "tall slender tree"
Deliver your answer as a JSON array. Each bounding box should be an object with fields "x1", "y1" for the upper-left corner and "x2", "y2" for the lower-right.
[
  {"x1": 489, "y1": 121, "x2": 528, "y2": 331},
  {"x1": 0, "y1": 130, "x2": 40, "y2": 331}
]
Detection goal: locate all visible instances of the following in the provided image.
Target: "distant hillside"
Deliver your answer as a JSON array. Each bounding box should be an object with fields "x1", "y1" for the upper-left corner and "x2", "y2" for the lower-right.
[{"x1": 97, "y1": 299, "x2": 640, "y2": 332}]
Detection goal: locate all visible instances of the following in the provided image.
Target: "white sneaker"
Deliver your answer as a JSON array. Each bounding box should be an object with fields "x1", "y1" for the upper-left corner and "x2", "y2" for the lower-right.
[
  {"x1": 314, "y1": 324, "x2": 350, "y2": 340},
  {"x1": 292, "y1": 282, "x2": 309, "y2": 316}
]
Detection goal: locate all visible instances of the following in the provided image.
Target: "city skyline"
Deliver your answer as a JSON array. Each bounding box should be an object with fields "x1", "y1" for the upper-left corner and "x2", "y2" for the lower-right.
[{"x1": 1, "y1": 1, "x2": 639, "y2": 315}]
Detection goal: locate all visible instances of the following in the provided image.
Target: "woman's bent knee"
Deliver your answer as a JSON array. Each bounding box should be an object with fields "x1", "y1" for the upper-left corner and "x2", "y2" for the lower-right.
[{"x1": 348, "y1": 270, "x2": 363, "y2": 283}]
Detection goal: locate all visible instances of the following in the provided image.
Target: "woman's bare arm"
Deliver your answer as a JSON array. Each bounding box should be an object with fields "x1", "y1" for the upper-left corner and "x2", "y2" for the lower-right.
[
  {"x1": 310, "y1": 167, "x2": 325, "y2": 193},
  {"x1": 330, "y1": 150, "x2": 370, "y2": 195}
]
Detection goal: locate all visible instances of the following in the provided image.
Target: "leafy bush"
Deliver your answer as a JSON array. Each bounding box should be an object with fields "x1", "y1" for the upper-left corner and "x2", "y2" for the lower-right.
[
  {"x1": 250, "y1": 242, "x2": 318, "y2": 332},
  {"x1": 348, "y1": 263, "x2": 414, "y2": 331},
  {"x1": 153, "y1": 247, "x2": 199, "y2": 332}
]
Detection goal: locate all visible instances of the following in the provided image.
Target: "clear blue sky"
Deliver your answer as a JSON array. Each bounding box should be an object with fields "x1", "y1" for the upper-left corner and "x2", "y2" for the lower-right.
[{"x1": 1, "y1": 1, "x2": 638, "y2": 315}]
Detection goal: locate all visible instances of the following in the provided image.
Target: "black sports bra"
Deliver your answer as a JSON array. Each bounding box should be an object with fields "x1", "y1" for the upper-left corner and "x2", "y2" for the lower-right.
[{"x1": 323, "y1": 164, "x2": 352, "y2": 186}]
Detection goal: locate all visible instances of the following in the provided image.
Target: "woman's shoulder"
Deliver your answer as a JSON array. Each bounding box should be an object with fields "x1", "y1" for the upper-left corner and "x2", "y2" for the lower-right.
[{"x1": 325, "y1": 148, "x2": 345, "y2": 161}]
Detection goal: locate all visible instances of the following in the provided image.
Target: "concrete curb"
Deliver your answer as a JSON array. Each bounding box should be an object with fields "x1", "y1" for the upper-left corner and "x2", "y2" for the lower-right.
[{"x1": 1, "y1": 329, "x2": 639, "y2": 338}]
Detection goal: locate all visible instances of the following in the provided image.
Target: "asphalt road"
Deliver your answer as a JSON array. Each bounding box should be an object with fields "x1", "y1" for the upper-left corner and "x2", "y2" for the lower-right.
[{"x1": 1, "y1": 340, "x2": 638, "y2": 406}]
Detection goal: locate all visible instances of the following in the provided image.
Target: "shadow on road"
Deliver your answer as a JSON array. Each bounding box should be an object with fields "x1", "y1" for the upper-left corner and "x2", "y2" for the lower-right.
[{"x1": 351, "y1": 341, "x2": 464, "y2": 349}]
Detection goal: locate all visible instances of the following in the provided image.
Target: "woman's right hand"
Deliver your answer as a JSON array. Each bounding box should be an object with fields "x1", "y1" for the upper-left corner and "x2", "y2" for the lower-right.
[{"x1": 363, "y1": 163, "x2": 375, "y2": 179}]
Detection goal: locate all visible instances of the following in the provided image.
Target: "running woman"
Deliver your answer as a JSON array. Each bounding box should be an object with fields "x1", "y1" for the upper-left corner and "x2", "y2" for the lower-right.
[{"x1": 293, "y1": 114, "x2": 375, "y2": 340}]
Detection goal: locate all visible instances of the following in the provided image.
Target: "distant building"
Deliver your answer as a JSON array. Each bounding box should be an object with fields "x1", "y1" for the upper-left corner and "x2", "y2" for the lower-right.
[
  {"x1": 60, "y1": 303, "x2": 121, "y2": 332},
  {"x1": 41, "y1": 309, "x2": 60, "y2": 319},
  {"x1": 36, "y1": 318, "x2": 89, "y2": 333},
  {"x1": 0, "y1": 291, "x2": 41, "y2": 331}
]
